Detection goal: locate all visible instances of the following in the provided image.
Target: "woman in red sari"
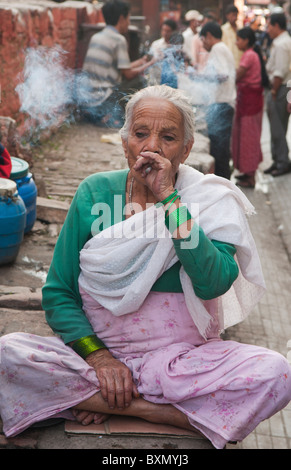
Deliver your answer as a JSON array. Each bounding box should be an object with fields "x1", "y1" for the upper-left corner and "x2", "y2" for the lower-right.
[{"x1": 232, "y1": 27, "x2": 267, "y2": 188}]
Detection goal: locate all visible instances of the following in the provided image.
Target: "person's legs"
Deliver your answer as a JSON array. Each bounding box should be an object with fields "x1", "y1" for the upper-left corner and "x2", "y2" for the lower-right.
[
  {"x1": 130, "y1": 339, "x2": 291, "y2": 447},
  {"x1": 236, "y1": 171, "x2": 256, "y2": 188},
  {"x1": 206, "y1": 103, "x2": 234, "y2": 179},
  {"x1": 81, "y1": 88, "x2": 126, "y2": 128},
  {"x1": 266, "y1": 86, "x2": 291, "y2": 173},
  {"x1": 73, "y1": 393, "x2": 195, "y2": 432}
]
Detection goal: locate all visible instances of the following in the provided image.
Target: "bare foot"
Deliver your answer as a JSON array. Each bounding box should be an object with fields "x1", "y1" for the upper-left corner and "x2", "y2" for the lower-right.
[{"x1": 72, "y1": 409, "x2": 110, "y2": 426}]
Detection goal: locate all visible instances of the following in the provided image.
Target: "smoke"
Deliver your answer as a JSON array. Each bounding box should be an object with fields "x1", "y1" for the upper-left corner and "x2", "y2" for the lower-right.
[{"x1": 16, "y1": 45, "x2": 93, "y2": 141}]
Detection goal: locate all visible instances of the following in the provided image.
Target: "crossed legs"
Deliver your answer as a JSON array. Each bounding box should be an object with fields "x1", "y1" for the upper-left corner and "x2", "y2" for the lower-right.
[{"x1": 73, "y1": 392, "x2": 195, "y2": 432}]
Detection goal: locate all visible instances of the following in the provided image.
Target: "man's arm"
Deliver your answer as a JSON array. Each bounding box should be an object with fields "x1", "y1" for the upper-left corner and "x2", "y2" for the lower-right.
[
  {"x1": 271, "y1": 75, "x2": 283, "y2": 98},
  {"x1": 121, "y1": 56, "x2": 155, "y2": 81}
]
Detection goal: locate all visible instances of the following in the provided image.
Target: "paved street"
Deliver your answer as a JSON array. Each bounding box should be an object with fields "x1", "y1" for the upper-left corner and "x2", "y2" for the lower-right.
[{"x1": 0, "y1": 111, "x2": 291, "y2": 449}]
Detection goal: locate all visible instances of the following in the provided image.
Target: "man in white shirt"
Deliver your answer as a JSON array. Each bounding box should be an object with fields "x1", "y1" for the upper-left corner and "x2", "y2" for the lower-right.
[
  {"x1": 149, "y1": 19, "x2": 178, "y2": 60},
  {"x1": 182, "y1": 10, "x2": 203, "y2": 61},
  {"x1": 265, "y1": 13, "x2": 291, "y2": 176},
  {"x1": 200, "y1": 21, "x2": 236, "y2": 179},
  {"x1": 192, "y1": 12, "x2": 216, "y2": 72}
]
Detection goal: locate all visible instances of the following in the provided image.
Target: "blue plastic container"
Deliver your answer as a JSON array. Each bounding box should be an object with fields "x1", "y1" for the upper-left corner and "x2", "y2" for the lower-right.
[
  {"x1": 10, "y1": 157, "x2": 37, "y2": 233},
  {"x1": 0, "y1": 179, "x2": 27, "y2": 265}
]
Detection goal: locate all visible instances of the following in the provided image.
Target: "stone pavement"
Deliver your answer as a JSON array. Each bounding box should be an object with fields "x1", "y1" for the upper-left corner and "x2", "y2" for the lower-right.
[{"x1": 1, "y1": 112, "x2": 291, "y2": 449}]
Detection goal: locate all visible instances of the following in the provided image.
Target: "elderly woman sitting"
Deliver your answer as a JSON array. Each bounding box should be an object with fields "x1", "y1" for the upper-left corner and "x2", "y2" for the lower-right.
[{"x1": 0, "y1": 85, "x2": 290, "y2": 449}]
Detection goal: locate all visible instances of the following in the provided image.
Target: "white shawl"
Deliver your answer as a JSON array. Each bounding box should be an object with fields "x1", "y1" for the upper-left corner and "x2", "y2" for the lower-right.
[{"x1": 78, "y1": 164, "x2": 266, "y2": 339}]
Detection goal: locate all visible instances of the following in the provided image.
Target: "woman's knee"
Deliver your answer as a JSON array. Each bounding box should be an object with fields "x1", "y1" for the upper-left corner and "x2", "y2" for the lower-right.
[
  {"x1": 260, "y1": 350, "x2": 291, "y2": 400},
  {"x1": 0, "y1": 332, "x2": 32, "y2": 366}
]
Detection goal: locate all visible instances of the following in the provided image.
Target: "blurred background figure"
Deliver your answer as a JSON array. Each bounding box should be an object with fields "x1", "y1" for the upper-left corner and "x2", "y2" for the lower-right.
[
  {"x1": 200, "y1": 21, "x2": 236, "y2": 180},
  {"x1": 160, "y1": 33, "x2": 189, "y2": 89},
  {"x1": 182, "y1": 10, "x2": 203, "y2": 62},
  {"x1": 149, "y1": 18, "x2": 178, "y2": 60},
  {"x1": 232, "y1": 27, "x2": 267, "y2": 188},
  {"x1": 192, "y1": 12, "x2": 216, "y2": 72},
  {"x1": 265, "y1": 12, "x2": 291, "y2": 176},
  {"x1": 222, "y1": 4, "x2": 243, "y2": 68},
  {"x1": 268, "y1": 0, "x2": 284, "y2": 14},
  {"x1": 82, "y1": 0, "x2": 153, "y2": 128}
]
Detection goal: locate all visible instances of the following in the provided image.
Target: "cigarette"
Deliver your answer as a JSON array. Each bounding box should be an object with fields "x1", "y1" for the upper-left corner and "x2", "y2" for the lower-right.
[{"x1": 145, "y1": 166, "x2": 152, "y2": 174}]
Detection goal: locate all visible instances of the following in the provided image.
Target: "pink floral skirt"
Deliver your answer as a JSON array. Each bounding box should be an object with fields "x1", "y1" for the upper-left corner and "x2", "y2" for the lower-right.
[{"x1": 0, "y1": 291, "x2": 290, "y2": 449}]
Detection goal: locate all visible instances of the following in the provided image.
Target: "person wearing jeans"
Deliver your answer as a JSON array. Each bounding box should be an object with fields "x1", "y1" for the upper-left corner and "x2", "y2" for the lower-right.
[
  {"x1": 200, "y1": 21, "x2": 236, "y2": 180},
  {"x1": 205, "y1": 103, "x2": 234, "y2": 180}
]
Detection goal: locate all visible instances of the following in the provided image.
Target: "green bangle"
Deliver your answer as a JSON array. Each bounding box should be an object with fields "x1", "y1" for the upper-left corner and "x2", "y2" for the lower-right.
[
  {"x1": 165, "y1": 194, "x2": 181, "y2": 218},
  {"x1": 165, "y1": 205, "x2": 192, "y2": 234},
  {"x1": 160, "y1": 189, "x2": 178, "y2": 205},
  {"x1": 72, "y1": 335, "x2": 107, "y2": 359}
]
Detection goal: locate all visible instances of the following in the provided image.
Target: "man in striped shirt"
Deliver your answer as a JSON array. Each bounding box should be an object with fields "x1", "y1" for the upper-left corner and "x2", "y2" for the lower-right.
[{"x1": 82, "y1": 1, "x2": 153, "y2": 127}]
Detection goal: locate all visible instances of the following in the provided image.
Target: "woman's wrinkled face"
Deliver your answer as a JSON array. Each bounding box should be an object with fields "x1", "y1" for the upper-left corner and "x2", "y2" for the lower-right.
[{"x1": 122, "y1": 98, "x2": 193, "y2": 176}]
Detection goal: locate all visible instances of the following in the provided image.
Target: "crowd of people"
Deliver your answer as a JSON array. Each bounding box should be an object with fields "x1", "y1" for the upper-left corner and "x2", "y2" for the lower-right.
[{"x1": 81, "y1": 1, "x2": 291, "y2": 186}]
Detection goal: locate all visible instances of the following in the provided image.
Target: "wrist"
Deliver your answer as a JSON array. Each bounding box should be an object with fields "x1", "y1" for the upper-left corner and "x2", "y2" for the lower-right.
[
  {"x1": 86, "y1": 347, "x2": 112, "y2": 362},
  {"x1": 165, "y1": 205, "x2": 193, "y2": 236},
  {"x1": 157, "y1": 188, "x2": 176, "y2": 204},
  {"x1": 71, "y1": 335, "x2": 107, "y2": 359}
]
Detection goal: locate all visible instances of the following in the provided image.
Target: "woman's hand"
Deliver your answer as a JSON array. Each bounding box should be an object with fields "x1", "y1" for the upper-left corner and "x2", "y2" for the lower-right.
[
  {"x1": 86, "y1": 348, "x2": 139, "y2": 410},
  {"x1": 132, "y1": 151, "x2": 175, "y2": 202}
]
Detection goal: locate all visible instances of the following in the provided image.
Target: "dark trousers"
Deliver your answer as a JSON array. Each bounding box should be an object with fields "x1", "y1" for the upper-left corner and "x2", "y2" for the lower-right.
[
  {"x1": 266, "y1": 85, "x2": 291, "y2": 170},
  {"x1": 205, "y1": 103, "x2": 234, "y2": 180},
  {"x1": 81, "y1": 77, "x2": 146, "y2": 128},
  {"x1": 81, "y1": 88, "x2": 126, "y2": 128}
]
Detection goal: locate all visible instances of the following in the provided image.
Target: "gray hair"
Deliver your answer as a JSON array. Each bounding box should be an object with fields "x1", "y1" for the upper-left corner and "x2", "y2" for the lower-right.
[{"x1": 120, "y1": 85, "x2": 195, "y2": 144}]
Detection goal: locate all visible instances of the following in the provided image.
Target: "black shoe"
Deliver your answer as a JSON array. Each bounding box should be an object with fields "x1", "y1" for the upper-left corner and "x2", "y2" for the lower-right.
[
  {"x1": 264, "y1": 163, "x2": 277, "y2": 174},
  {"x1": 271, "y1": 166, "x2": 291, "y2": 177},
  {"x1": 235, "y1": 173, "x2": 248, "y2": 181},
  {"x1": 236, "y1": 176, "x2": 255, "y2": 188}
]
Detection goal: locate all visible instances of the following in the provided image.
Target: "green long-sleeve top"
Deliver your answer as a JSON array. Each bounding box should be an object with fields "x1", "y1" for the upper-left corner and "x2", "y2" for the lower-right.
[{"x1": 42, "y1": 169, "x2": 239, "y2": 344}]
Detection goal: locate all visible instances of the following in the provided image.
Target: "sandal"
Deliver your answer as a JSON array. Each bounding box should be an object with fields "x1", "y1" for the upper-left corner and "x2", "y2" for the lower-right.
[
  {"x1": 235, "y1": 173, "x2": 248, "y2": 181},
  {"x1": 236, "y1": 178, "x2": 255, "y2": 188}
]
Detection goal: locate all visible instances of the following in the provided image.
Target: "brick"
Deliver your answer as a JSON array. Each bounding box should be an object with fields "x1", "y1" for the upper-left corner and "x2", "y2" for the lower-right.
[
  {"x1": 0, "y1": 2, "x2": 99, "y2": 121},
  {"x1": 36, "y1": 196, "x2": 70, "y2": 224},
  {"x1": 0, "y1": 290, "x2": 42, "y2": 310},
  {"x1": 282, "y1": 409, "x2": 291, "y2": 438},
  {"x1": 269, "y1": 412, "x2": 286, "y2": 437},
  {"x1": 240, "y1": 432, "x2": 258, "y2": 449},
  {"x1": 256, "y1": 434, "x2": 273, "y2": 449},
  {"x1": 271, "y1": 437, "x2": 288, "y2": 449}
]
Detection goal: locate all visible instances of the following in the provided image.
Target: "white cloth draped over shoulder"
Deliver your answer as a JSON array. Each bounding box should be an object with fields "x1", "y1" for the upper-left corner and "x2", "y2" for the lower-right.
[{"x1": 78, "y1": 164, "x2": 265, "y2": 339}]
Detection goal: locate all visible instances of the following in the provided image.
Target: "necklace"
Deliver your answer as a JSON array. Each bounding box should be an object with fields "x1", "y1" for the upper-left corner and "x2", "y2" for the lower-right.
[{"x1": 129, "y1": 177, "x2": 135, "y2": 215}]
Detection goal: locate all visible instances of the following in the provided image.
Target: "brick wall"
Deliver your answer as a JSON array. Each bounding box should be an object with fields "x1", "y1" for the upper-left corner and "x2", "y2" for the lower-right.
[{"x1": 0, "y1": 1, "x2": 103, "y2": 123}]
